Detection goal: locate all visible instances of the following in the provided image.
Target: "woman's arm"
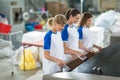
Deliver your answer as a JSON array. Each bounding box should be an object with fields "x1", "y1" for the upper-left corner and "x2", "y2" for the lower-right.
[
  {"x1": 63, "y1": 42, "x2": 84, "y2": 57},
  {"x1": 44, "y1": 51, "x2": 65, "y2": 67},
  {"x1": 79, "y1": 40, "x2": 91, "y2": 52}
]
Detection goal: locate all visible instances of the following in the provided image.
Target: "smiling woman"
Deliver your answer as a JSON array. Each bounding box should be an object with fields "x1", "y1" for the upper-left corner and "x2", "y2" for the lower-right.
[
  {"x1": 43, "y1": 14, "x2": 67, "y2": 74},
  {"x1": 78, "y1": 12, "x2": 102, "y2": 54},
  {"x1": 61, "y1": 8, "x2": 84, "y2": 64}
]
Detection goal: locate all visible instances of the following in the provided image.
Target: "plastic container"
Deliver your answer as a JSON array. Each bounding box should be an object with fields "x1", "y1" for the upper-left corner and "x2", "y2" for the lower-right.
[
  {"x1": 25, "y1": 23, "x2": 34, "y2": 31},
  {"x1": 0, "y1": 23, "x2": 11, "y2": 34},
  {"x1": 34, "y1": 24, "x2": 42, "y2": 30},
  {"x1": 25, "y1": 22, "x2": 39, "y2": 31}
]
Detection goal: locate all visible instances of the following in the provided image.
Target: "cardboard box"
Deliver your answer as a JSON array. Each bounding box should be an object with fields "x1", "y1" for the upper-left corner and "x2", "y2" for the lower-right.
[
  {"x1": 46, "y1": 2, "x2": 68, "y2": 16},
  {"x1": 99, "y1": 0, "x2": 118, "y2": 11}
]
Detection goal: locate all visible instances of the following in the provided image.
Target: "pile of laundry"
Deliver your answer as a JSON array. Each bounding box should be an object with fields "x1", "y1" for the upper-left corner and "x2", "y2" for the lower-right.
[{"x1": 94, "y1": 10, "x2": 120, "y2": 33}]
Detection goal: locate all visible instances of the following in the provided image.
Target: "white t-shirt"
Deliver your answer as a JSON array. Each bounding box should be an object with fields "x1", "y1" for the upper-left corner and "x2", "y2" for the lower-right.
[
  {"x1": 43, "y1": 30, "x2": 65, "y2": 74},
  {"x1": 61, "y1": 24, "x2": 79, "y2": 61},
  {"x1": 78, "y1": 26, "x2": 94, "y2": 49}
]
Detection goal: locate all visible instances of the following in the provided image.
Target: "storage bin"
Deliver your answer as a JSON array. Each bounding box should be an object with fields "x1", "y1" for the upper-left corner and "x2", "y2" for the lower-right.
[{"x1": 0, "y1": 23, "x2": 11, "y2": 34}]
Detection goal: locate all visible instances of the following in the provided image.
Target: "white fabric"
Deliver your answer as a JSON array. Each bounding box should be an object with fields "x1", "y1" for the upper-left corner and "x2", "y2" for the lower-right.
[
  {"x1": 90, "y1": 26, "x2": 105, "y2": 47},
  {"x1": 94, "y1": 10, "x2": 120, "y2": 34},
  {"x1": 22, "y1": 31, "x2": 46, "y2": 43},
  {"x1": 67, "y1": 26, "x2": 79, "y2": 50},
  {"x1": 110, "y1": 12, "x2": 120, "y2": 33},
  {"x1": 94, "y1": 10, "x2": 115, "y2": 29},
  {"x1": 43, "y1": 32, "x2": 65, "y2": 74},
  {"x1": 80, "y1": 26, "x2": 104, "y2": 50},
  {"x1": 65, "y1": 26, "x2": 79, "y2": 61},
  {"x1": 82, "y1": 27, "x2": 94, "y2": 49},
  {"x1": 0, "y1": 39, "x2": 12, "y2": 57},
  {"x1": 65, "y1": 25, "x2": 83, "y2": 72}
]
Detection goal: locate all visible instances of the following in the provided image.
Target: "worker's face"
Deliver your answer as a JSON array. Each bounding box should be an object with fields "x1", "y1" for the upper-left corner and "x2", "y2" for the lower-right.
[
  {"x1": 70, "y1": 14, "x2": 80, "y2": 23},
  {"x1": 55, "y1": 22, "x2": 65, "y2": 32},
  {"x1": 86, "y1": 18, "x2": 92, "y2": 27}
]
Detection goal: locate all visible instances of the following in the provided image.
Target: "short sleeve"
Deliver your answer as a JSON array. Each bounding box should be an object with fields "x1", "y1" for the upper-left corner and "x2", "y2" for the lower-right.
[
  {"x1": 61, "y1": 24, "x2": 69, "y2": 42},
  {"x1": 78, "y1": 27, "x2": 83, "y2": 40},
  {"x1": 43, "y1": 31, "x2": 52, "y2": 51}
]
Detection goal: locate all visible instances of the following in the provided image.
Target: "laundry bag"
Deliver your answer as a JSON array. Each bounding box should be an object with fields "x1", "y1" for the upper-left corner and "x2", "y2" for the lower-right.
[{"x1": 19, "y1": 49, "x2": 36, "y2": 70}]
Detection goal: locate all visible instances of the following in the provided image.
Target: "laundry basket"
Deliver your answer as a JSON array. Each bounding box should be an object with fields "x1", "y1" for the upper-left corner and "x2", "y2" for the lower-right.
[{"x1": 0, "y1": 23, "x2": 11, "y2": 34}]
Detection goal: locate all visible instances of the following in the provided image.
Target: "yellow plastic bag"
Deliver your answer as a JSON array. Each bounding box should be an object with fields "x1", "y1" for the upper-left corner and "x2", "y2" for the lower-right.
[{"x1": 19, "y1": 49, "x2": 36, "y2": 70}]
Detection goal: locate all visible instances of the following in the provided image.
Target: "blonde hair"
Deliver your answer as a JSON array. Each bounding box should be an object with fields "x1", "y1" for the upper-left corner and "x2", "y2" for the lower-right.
[
  {"x1": 47, "y1": 17, "x2": 53, "y2": 27},
  {"x1": 53, "y1": 14, "x2": 67, "y2": 25}
]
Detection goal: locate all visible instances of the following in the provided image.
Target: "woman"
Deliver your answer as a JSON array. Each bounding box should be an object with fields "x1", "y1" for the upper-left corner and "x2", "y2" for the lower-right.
[
  {"x1": 62, "y1": 8, "x2": 84, "y2": 62},
  {"x1": 78, "y1": 12, "x2": 102, "y2": 53},
  {"x1": 43, "y1": 14, "x2": 67, "y2": 74}
]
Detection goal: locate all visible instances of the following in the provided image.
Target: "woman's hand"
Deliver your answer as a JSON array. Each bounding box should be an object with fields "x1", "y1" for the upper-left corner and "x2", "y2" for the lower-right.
[
  {"x1": 85, "y1": 49, "x2": 95, "y2": 53},
  {"x1": 75, "y1": 51, "x2": 85, "y2": 57},
  {"x1": 56, "y1": 59, "x2": 65, "y2": 67},
  {"x1": 98, "y1": 47, "x2": 102, "y2": 52}
]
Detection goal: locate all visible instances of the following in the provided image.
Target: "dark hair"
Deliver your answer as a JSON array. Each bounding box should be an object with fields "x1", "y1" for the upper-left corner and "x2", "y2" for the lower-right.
[
  {"x1": 79, "y1": 12, "x2": 92, "y2": 27},
  {"x1": 65, "y1": 8, "x2": 80, "y2": 20}
]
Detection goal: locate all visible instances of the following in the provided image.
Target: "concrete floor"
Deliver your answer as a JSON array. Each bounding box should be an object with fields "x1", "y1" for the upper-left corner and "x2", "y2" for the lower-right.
[{"x1": 0, "y1": 58, "x2": 42, "y2": 80}]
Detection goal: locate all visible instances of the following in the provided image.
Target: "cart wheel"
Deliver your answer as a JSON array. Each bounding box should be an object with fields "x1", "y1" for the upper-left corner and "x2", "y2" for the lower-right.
[{"x1": 11, "y1": 71, "x2": 14, "y2": 75}]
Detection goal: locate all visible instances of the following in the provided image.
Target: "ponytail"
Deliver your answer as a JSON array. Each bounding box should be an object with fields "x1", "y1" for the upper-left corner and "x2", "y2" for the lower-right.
[{"x1": 65, "y1": 8, "x2": 80, "y2": 20}]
